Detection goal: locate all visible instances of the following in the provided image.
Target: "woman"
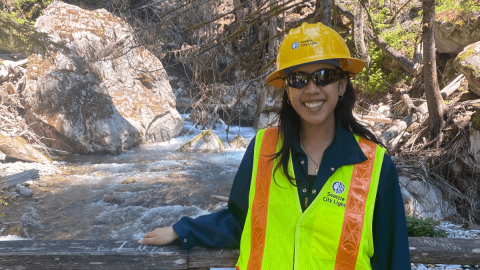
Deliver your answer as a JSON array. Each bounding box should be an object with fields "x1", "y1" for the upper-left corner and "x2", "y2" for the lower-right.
[{"x1": 138, "y1": 22, "x2": 410, "y2": 269}]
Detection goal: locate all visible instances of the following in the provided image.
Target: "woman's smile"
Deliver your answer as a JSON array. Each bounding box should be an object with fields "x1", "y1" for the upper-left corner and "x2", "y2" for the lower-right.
[{"x1": 303, "y1": 100, "x2": 325, "y2": 109}]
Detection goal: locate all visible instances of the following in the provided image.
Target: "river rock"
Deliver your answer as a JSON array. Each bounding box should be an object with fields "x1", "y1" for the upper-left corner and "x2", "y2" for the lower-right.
[
  {"x1": 0, "y1": 133, "x2": 51, "y2": 164},
  {"x1": 22, "y1": 1, "x2": 183, "y2": 155},
  {"x1": 228, "y1": 134, "x2": 247, "y2": 149},
  {"x1": 453, "y1": 41, "x2": 480, "y2": 96},
  {"x1": 19, "y1": 187, "x2": 33, "y2": 197},
  {"x1": 178, "y1": 129, "x2": 224, "y2": 153},
  {"x1": 435, "y1": 11, "x2": 480, "y2": 54},
  {"x1": 399, "y1": 176, "x2": 456, "y2": 220}
]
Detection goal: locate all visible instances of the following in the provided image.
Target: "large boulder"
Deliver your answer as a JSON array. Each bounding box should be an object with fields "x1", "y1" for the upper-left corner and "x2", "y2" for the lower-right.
[
  {"x1": 22, "y1": 1, "x2": 183, "y2": 154},
  {"x1": 435, "y1": 11, "x2": 480, "y2": 54},
  {"x1": 453, "y1": 41, "x2": 480, "y2": 96},
  {"x1": 399, "y1": 176, "x2": 456, "y2": 220}
]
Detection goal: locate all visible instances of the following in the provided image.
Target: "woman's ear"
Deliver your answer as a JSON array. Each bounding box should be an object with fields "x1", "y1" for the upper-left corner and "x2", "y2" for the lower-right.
[{"x1": 338, "y1": 77, "x2": 348, "y2": 96}]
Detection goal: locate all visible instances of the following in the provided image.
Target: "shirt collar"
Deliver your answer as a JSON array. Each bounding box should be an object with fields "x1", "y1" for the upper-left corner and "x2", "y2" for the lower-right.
[{"x1": 293, "y1": 122, "x2": 367, "y2": 167}]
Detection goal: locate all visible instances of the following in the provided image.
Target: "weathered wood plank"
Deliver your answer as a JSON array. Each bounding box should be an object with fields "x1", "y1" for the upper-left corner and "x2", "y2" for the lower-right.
[
  {"x1": 0, "y1": 240, "x2": 188, "y2": 269},
  {"x1": 2, "y1": 238, "x2": 480, "y2": 269},
  {"x1": 188, "y1": 246, "x2": 239, "y2": 268},
  {"x1": 0, "y1": 169, "x2": 39, "y2": 189},
  {"x1": 409, "y1": 237, "x2": 480, "y2": 264}
]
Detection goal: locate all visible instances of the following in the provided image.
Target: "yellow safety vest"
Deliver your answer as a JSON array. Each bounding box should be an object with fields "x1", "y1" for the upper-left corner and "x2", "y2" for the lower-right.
[{"x1": 236, "y1": 127, "x2": 386, "y2": 270}]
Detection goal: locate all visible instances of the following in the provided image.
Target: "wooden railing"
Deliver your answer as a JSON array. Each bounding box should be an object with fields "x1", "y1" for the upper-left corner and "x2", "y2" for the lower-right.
[{"x1": 1, "y1": 237, "x2": 480, "y2": 269}]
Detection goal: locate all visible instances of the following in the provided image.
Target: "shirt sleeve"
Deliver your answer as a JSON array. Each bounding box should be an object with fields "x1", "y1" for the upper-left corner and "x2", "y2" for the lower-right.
[
  {"x1": 370, "y1": 153, "x2": 411, "y2": 270},
  {"x1": 171, "y1": 136, "x2": 255, "y2": 250}
]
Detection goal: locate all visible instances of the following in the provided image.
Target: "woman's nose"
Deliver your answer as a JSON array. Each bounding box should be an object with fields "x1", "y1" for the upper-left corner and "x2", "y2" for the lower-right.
[{"x1": 304, "y1": 79, "x2": 322, "y2": 94}]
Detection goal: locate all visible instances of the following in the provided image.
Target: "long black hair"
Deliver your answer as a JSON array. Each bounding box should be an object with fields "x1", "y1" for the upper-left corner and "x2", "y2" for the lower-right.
[{"x1": 271, "y1": 74, "x2": 385, "y2": 187}]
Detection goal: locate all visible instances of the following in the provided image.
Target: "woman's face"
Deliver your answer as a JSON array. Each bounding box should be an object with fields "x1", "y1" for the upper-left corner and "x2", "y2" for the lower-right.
[{"x1": 286, "y1": 63, "x2": 347, "y2": 128}]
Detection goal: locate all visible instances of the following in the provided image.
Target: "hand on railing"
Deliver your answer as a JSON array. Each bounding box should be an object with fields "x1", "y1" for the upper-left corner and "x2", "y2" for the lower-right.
[{"x1": 138, "y1": 226, "x2": 179, "y2": 245}]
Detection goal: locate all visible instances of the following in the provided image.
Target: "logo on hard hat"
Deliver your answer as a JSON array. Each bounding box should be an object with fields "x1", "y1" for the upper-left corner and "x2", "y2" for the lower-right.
[
  {"x1": 332, "y1": 181, "x2": 345, "y2": 195},
  {"x1": 292, "y1": 42, "x2": 299, "y2": 50}
]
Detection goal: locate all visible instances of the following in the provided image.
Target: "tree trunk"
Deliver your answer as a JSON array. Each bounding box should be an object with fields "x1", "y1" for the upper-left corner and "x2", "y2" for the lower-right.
[
  {"x1": 422, "y1": 0, "x2": 445, "y2": 138},
  {"x1": 355, "y1": 2, "x2": 369, "y2": 65},
  {"x1": 268, "y1": 0, "x2": 277, "y2": 60},
  {"x1": 315, "y1": 0, "x2": 332, "y2": 27},
  {"x1": 323, "y1": 0, "x2": 332, "y2": 27},
  {"x1": 233, "y1": 0, "x2": 244, "y2": 22}
]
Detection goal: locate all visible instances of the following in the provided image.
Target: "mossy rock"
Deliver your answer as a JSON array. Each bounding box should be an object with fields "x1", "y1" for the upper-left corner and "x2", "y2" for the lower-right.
[
  {"x1": 7, "y1": 224, "x2": 24, "y2": 237},
  {"x1": 178, "y1": 129, "x2": 224, "y2": 153},
  {"x1": 229, "y1": 135, "x2": 247, "y2": 149},
  {"x1": 454, "y1": 41, "x2": 480, "y2": 96}
]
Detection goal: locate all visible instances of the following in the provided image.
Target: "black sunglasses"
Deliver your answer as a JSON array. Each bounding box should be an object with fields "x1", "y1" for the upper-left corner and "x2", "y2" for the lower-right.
[{"x1": 284, "y1": 68, "x2": 343, "y2": 89}]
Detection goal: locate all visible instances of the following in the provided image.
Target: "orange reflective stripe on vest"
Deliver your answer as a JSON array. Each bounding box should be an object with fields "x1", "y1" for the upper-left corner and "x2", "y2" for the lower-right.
[
  {"x1": 335, "y1": 137, "x2": 377, "y2": 270},
  {"x1": 248, "y1": 128, "x2": 278, "y2": 270}
]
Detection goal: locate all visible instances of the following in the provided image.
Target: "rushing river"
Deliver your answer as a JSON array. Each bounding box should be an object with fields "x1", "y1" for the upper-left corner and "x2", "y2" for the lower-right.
[{"x1": 0, "y1": 115, "x2": 256, "y2": 270}]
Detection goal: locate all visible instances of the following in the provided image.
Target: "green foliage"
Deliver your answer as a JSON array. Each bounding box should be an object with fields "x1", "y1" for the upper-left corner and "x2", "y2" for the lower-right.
[
  {"x1": 406, "y1": 217, "x2": 447, "y2": 237},
  {"x1": 436, "y1": 0, "x2": 480, "y2": 14},
  {"x1": 0, "y1": 11, "x2": 67, "y2": 56},
  {"x1": 352, "y1": 42, "x2": 410, "y2": 96},
  {"x1": 381, "y1": 23, "x2": 418, "y2": 58}
]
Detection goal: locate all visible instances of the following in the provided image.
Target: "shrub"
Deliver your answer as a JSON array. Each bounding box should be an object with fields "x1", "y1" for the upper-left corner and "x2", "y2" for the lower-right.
[{"x1": 406, "y1": 216, "x2": 447, "y2": 237}]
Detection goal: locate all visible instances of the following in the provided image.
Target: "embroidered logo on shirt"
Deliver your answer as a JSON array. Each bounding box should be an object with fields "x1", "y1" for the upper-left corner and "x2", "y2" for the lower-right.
[{"x1": 332, "y1": 181, "x2": 345, "y2": 195}]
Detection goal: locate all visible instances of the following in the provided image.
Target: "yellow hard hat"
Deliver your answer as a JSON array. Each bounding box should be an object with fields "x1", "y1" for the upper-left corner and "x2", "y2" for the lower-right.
[{"x1": 267, "y1": 22, "x2": 365, "y2": 88}]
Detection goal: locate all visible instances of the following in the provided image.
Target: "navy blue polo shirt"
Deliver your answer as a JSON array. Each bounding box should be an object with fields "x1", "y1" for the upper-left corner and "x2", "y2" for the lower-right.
[{"x1": 172, "y1": 123, "x2": 411, "y2": 270}]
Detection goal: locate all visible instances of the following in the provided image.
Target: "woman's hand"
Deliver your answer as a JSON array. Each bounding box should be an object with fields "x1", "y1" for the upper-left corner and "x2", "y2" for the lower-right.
[{"x1": 138, "y1": 226, "x2": 179, "y2": 245}]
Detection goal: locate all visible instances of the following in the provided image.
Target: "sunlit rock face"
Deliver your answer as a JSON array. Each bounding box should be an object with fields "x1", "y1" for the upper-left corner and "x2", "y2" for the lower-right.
[
  {"x1": 454, "y1": 41, "x2": 480, "y2": 97},
  {"x1": 399, "y1": 176, "x2": 456, "y2": 221},
  {"x1": 435, "y1": 11, "x2": 480, "y2": 54},
  {"x1": 22, "y1": 1, "x2": 183, "y2": 154}
]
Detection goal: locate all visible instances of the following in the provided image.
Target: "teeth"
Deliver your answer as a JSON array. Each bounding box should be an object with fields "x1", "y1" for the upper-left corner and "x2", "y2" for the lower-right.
[{"x1": 304, "y1": 101, "x2": 324, "y2": 108}]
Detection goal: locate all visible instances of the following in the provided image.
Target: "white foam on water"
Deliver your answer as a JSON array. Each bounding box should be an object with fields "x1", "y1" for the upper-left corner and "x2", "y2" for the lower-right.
[
  {"x1": 0, "y1": 161, "x2": 63, "y2": 177},
  {"x1": 90, "y1": 163, "x2": 137, "y2": 173},
  {"x1": 0, "y1": 235, "x2": 29, "y2": 241},
  {"x1": 90, "y1": 202, "x2": 212, "y2": 240}
]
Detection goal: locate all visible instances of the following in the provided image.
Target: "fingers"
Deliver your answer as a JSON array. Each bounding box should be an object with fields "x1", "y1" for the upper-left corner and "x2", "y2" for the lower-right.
[
  {"x1": 143, "y1": 231, "x2": 156, "y2": 239},
  {"x1": 138, "y1": 237, "x2": 156, "y2": 245},
  {"x1": 138, "y1": 227, "x2": 175, "y2": 246}
]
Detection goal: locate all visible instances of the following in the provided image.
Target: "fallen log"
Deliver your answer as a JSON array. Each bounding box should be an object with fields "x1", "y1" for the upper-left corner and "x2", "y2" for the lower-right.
[
  {"x1": 211, "y1": 195, "x2": 229, "y2": 202},
  {"x1": 0, "y1": 169, "x2": 39, "y2": 190},
  {"x1": 378, "y1": 102, "x2": 427, "y2": 148},
  {"x1": 1, "y1": 237, "x2": 480, "y2": 269},
  {"x1": 453, "y1": 98, "x2": 480, "y2": 107},
  {"x1": 356, "y1": 115, "x2": 395, "y2": 124},
  {"x1": 379, "y1": 80, "x2": 460, "y2": 148},
  {"x1": 440, "y1": 74, "x2": 465, "y2": 99},
  {"x1": 364, "y1": 26, "x2": 414, "y2": 74}
]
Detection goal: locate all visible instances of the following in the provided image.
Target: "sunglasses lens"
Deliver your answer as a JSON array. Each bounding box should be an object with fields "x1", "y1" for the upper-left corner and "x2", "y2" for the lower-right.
[
  {"x1": 287, "y1": 73, "x2": 308, "y2": 89},
  {"x1": 313, "y1": 69, "x2": 339, "y2": 86},
  {"x1": 286, "y1": 69, "x2": 340, "y2": 88}
]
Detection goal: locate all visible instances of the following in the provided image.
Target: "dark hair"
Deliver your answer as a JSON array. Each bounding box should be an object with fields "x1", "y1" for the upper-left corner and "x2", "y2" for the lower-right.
[{"x1": 271, "y1": 74, "x2": 385, "y2": 187}]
